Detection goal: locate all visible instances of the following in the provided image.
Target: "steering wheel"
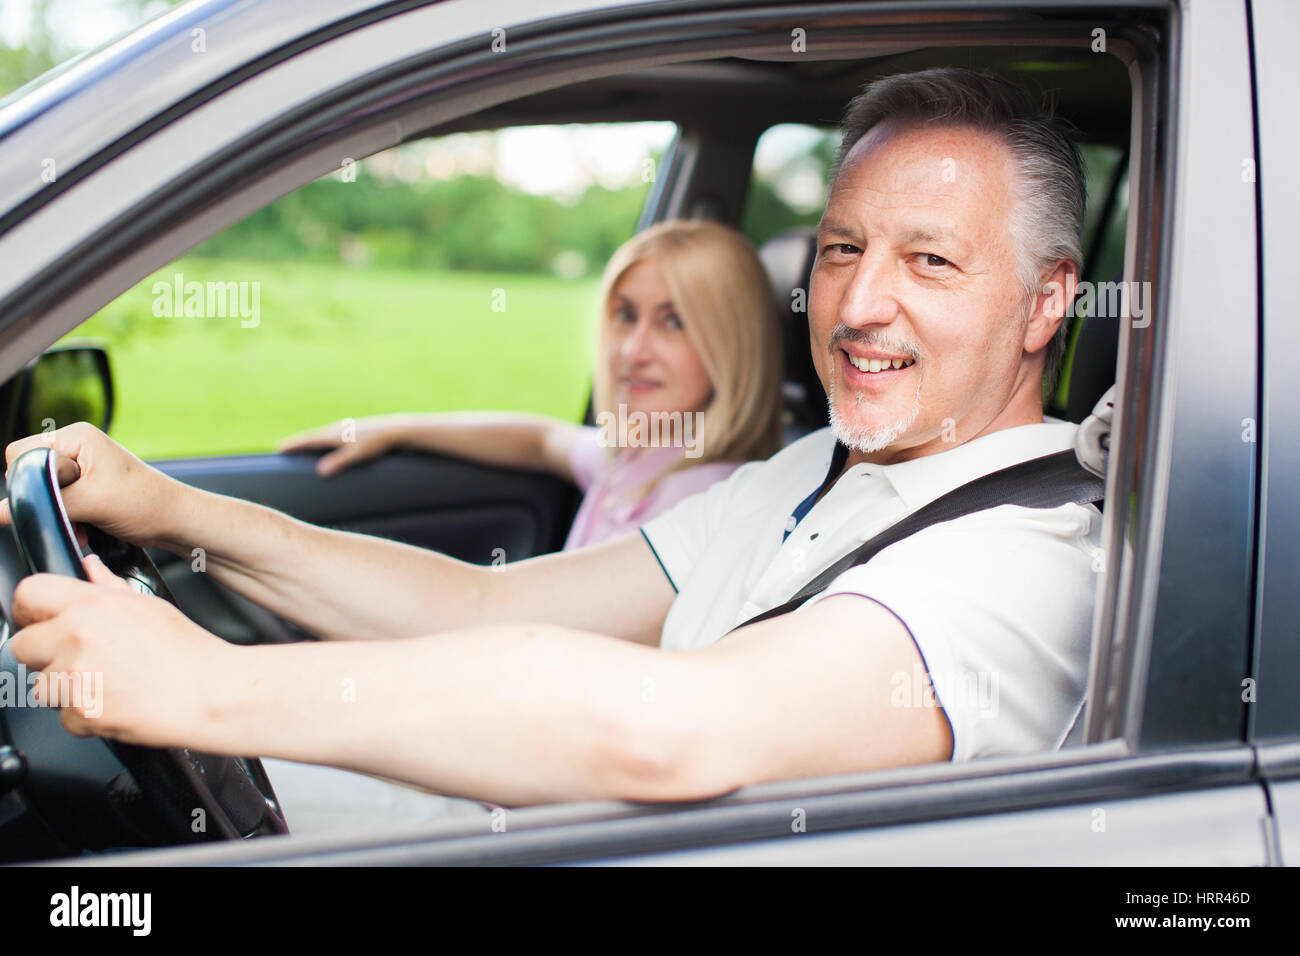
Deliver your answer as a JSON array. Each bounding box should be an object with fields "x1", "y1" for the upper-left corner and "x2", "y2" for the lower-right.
[{"x1": 0, "y1": 446, "x2": 288, "y2": 852}]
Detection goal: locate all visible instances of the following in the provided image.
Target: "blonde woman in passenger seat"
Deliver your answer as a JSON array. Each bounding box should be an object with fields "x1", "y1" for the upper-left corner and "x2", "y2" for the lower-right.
[{"x1": 280, "y1": 219, "x2": 787, "y2": 551}]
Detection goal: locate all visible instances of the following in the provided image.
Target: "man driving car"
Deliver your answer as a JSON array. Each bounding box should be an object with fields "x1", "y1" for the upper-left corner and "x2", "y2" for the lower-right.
[{"x1": 0, "y1": 67, "x2": 1100, "y2": 807}]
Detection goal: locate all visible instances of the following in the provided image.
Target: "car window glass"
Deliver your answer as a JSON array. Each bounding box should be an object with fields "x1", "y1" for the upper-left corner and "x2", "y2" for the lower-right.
[
  {"x1": 1079, "y1": 143, "x2": 1128, "y2": 282},
  {"x1": 741, "y1": 123, "x2": 840, "y2": 249}
]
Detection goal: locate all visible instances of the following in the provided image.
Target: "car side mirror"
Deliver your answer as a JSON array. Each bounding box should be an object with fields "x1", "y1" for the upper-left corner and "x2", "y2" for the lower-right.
[{"x1": 0, "y1": 343, "x2": 114, "y2": 447}]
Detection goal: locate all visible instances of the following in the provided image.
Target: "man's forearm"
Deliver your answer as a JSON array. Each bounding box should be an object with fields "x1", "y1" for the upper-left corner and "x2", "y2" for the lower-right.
[
  {"x1": 193, "y1": 624, "x2": 725, "y2": 806},
  {"x1": 156, "y1": 487, "x2": 491, "y2": 642}
]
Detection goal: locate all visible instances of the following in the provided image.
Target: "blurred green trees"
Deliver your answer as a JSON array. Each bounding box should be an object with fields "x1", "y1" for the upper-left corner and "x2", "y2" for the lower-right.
[{"x1": 194, "y1": 170, "x2": 658, "y2": 276}]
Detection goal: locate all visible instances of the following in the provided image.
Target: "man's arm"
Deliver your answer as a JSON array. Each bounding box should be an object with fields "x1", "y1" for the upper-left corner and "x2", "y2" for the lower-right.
[
  {"x1": 166, "y1": 490, "x2": 674, "y2": 645},
  {"x1": 11, "y1": 572, "x2": 949, "y2": 806},
  {"x1": 1, "y1": 423, "x2": 675, "y2": 645}
]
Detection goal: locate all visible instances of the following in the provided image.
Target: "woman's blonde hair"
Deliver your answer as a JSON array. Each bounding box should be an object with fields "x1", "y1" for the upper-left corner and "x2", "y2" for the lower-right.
[{"x1": 590, "y1": 219, "x2": 785, "y2": 487}]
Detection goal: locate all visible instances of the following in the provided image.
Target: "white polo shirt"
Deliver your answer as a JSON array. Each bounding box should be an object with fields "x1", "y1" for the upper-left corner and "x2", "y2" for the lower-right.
[{"x1": 639, "y1": 420, "x2": 1102, "y2": 763}]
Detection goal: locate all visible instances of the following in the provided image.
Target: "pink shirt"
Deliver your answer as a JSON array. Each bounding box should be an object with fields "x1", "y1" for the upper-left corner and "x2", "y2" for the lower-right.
[{"x1": 562, "y1": 426, "x2": 739, "y2": 550}]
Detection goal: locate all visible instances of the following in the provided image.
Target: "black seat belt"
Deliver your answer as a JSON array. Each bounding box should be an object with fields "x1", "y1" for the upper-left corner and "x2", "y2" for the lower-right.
[{"x1": 730, "y1": 449, "x2": 1105, "y2": 632}]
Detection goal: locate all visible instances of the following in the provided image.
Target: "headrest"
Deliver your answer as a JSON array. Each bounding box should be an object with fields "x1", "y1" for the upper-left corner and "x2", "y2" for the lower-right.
[
  {"x1": 758, "y1": 228, "x2": 826, "y2": 433},
  {"x1": 1058, "y1": 273, "x2": 1122, "y2": 423},
  {"x1": 1074, "y1": 384, "x2": 1115, "y2": 479}
]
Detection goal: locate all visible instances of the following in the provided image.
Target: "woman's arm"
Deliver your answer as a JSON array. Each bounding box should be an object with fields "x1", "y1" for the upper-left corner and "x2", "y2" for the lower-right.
[{"x1": 278, "y1": 412, "x2": 588, "y2": 481}]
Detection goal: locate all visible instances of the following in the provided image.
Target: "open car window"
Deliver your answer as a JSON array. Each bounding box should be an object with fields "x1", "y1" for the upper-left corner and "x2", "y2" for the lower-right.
[{"x1": 61, "y1": 123, "x2": 675, "y2": 459}]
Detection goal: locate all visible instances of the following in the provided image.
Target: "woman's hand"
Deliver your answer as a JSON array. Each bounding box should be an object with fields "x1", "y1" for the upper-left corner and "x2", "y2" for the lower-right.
[
  {"x1": 0, "y1": 422, "x2": 190, "y2": 551},
  {"x1": 277, "y1": 417, "x2": 404, "y2": 476},
  {"x1": 8, "y1": 553, "x2": 234, "y2": 749}
]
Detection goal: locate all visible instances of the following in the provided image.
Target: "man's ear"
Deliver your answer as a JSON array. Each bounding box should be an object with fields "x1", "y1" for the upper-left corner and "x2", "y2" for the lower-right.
[{"x1": 1024, "y1": 259, "x2": 1079, "y2": 353}]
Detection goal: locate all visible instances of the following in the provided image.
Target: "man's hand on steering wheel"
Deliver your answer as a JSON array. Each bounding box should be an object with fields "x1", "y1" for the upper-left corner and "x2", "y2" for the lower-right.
[
  {"x1": 0, "y1": 424, "x2": 290, "y2": 845},
  {"x1": 7, "y1": 550, "x2": 235, "y2": 750},
  {"x1": 0, "y1": 421, "x2": 188, "y2": 550}
]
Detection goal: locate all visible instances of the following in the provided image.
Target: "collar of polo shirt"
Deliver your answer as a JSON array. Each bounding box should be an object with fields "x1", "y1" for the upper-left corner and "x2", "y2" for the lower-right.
[{"x1": 825, "y1": 418, "x2": 1078, "y2": 513}]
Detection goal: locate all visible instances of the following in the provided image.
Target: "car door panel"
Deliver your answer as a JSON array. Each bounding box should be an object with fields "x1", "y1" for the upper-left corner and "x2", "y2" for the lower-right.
[{"x1": 585, "y1": 785, "x2": 1274, "y2": 867}]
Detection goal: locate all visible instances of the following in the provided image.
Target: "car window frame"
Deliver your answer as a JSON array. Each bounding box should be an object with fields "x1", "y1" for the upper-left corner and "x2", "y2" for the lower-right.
[{"x1": 1096, "y1": 0, "x2": 1259, "y2": 754}]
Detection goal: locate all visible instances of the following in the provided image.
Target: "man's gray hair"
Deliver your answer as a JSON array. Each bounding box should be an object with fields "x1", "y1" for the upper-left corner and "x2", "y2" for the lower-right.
[{"x1": 832, "y1": 67, "x2": 1086, "y2": 397}]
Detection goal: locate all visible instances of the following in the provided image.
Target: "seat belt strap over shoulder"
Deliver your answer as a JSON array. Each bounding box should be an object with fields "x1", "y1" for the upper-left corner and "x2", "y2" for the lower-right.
[{"x1": 730, "y1": 449, "x2": 1105, "y2": 633}]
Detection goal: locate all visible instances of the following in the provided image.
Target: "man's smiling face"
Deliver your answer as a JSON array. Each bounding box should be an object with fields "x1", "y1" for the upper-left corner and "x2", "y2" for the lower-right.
[{"x1": 810, "y1": 122, "x2": 1047, "y2": 464}]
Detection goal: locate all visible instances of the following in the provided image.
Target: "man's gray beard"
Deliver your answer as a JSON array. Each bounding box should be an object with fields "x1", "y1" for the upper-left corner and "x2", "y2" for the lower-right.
[{"x1": 827, "y1": 377, "x2": 922, "y2": 454}]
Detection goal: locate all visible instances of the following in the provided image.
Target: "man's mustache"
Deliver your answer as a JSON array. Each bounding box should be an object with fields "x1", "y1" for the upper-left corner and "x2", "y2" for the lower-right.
[{"x1": 828, "y1": 323, "x2": 921, "y2": 363}]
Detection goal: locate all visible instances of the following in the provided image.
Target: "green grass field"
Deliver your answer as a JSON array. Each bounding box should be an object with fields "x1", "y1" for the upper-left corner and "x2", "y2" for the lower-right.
[{"x1": 66, "y1": 257, "x2": 601, "y2": 459}]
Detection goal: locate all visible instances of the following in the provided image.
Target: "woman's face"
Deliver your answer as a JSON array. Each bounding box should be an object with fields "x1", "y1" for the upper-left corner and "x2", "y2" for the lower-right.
[{"x1": 605, "y1": 259, "x2": 713, "y2": 419}]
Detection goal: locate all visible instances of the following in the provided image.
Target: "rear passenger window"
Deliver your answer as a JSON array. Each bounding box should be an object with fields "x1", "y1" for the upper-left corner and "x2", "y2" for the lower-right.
[
  {"x1": 741, "y1": 123, "x2": 841, "y2": 249},
  {"x1": 1079, "y1": 145, "x2": 1129, "y2": 282}
]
